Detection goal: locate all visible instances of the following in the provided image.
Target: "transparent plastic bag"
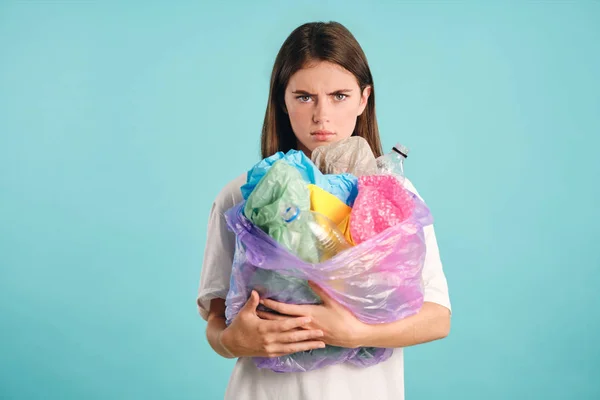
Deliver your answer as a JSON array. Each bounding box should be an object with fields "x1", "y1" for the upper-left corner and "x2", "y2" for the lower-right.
[{"x1": 223, "y1": 189, "x2": 433, "y2": 373}]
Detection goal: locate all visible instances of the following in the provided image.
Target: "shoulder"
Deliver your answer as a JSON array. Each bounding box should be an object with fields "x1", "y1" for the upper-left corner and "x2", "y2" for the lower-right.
[{"x1": 213, "y1": 172, "x2": 247, "y2": 213}]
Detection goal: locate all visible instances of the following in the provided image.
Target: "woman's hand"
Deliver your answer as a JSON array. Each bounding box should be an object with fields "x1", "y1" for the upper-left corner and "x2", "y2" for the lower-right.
[
  {"x1": 257, "y1": 282, "x2": 368, "y2": 349},
  {"x1": 219, "y1": 290, "x2": 326, "y2": 358}
]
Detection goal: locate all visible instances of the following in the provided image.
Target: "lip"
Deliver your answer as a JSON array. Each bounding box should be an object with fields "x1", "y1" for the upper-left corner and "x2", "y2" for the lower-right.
[
  {"x1": 311, "y1": 130, "x2": 335, "y2": 136},
  {"x1": 311, "y1": 130, "x2": 335, "y2": 142}
]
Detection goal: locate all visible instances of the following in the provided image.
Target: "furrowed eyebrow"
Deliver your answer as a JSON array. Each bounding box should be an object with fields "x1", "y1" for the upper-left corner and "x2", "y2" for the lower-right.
[
  {"x1": 292, "y1": 89, "x2": 353, "y2": 96},
  {"x1": 330, "y1": 89, "x2": 353, "y2": 94},
  {"x1": 292, "y1": 90, "x2": 315, "y2": 96}
]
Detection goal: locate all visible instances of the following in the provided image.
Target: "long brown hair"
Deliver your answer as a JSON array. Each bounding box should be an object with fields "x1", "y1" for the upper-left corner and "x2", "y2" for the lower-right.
[{"x1": 260, "y1": 21, "x2": 383, "y2": 159}]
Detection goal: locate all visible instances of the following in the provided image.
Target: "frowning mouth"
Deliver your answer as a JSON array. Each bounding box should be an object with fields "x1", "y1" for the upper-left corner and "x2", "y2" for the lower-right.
[
  {"x1": 310, "y1": 130, "x2": 336, "y2": 142},
  {"x1": 311, "y1": 130, "x2": 335, "y2": 136},
  {"x1": 310, "y1": 129, "x2": 335, "y2": 136}
]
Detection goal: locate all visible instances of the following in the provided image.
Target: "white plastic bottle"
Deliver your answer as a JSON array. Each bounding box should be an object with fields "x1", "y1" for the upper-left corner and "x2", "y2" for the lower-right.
[{"x1": 376, "y1": 143, "x2": 409, "y2": 183}]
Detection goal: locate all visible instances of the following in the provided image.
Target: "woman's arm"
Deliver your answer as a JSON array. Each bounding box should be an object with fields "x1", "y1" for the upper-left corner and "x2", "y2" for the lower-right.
[
  {"x1": 258, "y1": 284, "x2": 451, "y2": 349},
  {"x1": 206, "y1": 299, "x2": 237, "y2": 358},
  {"x1": 206, "y1": 293, "x2": 327, "y2": 359},
  {"x1": 354, "y1": 302, "x2": 450, "y2": 348}
]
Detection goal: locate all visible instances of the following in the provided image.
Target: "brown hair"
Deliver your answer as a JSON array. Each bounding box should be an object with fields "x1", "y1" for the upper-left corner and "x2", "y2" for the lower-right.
[{"x1": 260, "y1": 21, "x2": 383, "y2": 159}]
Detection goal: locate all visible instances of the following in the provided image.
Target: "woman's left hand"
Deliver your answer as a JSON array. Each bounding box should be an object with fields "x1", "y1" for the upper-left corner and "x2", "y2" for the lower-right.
[{"x1": 257, "y1": 282, "x2": 367, "y2": 349}]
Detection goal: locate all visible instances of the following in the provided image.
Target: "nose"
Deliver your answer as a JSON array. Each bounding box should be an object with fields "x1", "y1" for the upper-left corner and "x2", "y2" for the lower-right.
[{"x1": 312, "y1": 99, "x2": 331, "y2": 124}]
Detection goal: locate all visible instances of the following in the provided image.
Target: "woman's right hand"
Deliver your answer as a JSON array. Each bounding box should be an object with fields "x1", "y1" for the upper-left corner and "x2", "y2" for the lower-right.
[{"x1": 219, "y1": 290, "x2": 326, "y2": 358}]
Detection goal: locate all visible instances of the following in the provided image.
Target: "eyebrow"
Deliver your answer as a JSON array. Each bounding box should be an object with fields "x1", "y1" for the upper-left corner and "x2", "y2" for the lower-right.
[{"x1": 292, "y1": 89, "x2": 353, "y2": 96}]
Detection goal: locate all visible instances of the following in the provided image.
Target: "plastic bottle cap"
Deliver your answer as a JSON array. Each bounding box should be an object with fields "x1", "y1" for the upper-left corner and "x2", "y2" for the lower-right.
[
  {"x1": 392, "y1": 143, "x2": 409, "y2": 158},
  {"x1": 282, "y1": 206, "x2": 300, "y2": 223}
]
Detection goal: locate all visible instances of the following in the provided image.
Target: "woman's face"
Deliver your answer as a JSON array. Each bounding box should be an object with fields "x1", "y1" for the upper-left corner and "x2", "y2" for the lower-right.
[{"x1": 284, "y1": 61, "x2": 371, "y2": 156}]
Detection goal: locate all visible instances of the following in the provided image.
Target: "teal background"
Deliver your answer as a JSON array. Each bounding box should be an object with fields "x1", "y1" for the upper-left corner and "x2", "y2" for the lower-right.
[{"x1": 1, "y1": 1, "x2": 599, "y2": 399}]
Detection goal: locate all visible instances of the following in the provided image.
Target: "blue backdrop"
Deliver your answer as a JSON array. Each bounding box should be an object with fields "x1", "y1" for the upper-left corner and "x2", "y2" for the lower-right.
[{"x1": 1, "y1": 1, "x2": 599, "y2": 399}]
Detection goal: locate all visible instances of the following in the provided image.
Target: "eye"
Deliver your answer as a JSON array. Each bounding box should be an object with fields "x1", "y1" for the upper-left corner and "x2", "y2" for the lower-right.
[
  {"x1": 334, "y1": 93, "x2": 348, "y2": 101},
  {"x1": 296, "y1": 95, "x2": 312, "y2": 103}
]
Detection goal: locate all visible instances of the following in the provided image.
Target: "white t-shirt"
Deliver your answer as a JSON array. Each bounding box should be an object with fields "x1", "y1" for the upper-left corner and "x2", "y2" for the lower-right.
[{"x1": 197, "y1": 173, "x2": 452, "y2": 400}]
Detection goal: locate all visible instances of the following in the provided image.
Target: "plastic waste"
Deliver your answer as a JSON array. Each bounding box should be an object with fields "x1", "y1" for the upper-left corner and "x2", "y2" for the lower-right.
[
  {"x1": 349, "y1": 174, "x2": 417, "y2": 245},
  {"x1": 311, "y1": 136, "x2": 378, "y2": 176},
  {"x1": 375, "y1": 143, "x2": 409, "y2": 184},
  {"x1": 282, "y1": 205, "x2": 351, "y2": 263},
  {"x1": 241, "y1": 149, "x2": 359, "y2": 206},
  {"x1": 223, "y1": 198, "x2": 432, "y2": 372}
]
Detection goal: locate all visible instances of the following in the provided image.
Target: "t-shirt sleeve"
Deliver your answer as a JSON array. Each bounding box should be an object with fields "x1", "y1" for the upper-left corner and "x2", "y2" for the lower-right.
[
  {"x1": 196, "y1": 200, "x2": 237, "y2": 321},
  {"x1": 403, "y1": 179, "x2": 452, "y2": 313},
  {"x1": 421, "y1": 224, "x2": 452, "y2": 312}
]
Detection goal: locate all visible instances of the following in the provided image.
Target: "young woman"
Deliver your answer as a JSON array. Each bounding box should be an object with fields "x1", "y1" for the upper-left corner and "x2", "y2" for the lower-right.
[{"x1": 197, "y1": 21, "x2": 451, "y2": 400}]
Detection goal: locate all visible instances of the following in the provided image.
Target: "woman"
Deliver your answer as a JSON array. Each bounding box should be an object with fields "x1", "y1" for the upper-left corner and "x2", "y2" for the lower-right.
[{"x1": 197, "y1": 21, "x2": 451, "y2": 399}]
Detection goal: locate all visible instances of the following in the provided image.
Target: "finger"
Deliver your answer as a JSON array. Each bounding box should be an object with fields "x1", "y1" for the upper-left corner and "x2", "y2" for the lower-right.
[
  {"x1": 242, "y1": 290, "x2": 260, "y2": 314},
  {"x1": 271, "y1": 316, "x2": 313, "y2": 332},
  {"x1": 256, "y1": 310, "x2": 288, "y2": 321},
  {"x1": 271, "y1": 340, "x2": 326, "y2": 356},
  {"x1": 260, "y1": 298, "x2": 307, "y2": 317},
  {"x1": 277, "y1": 329, "x2": 324, "y2": 344}
]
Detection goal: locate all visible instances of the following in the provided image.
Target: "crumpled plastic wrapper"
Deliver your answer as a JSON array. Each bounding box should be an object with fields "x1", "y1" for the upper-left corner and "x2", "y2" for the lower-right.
[
  {"x1": 243, "y1": 159, "x2": 318, "y2": 263},
  {"x1": 242, "y1": 149, "x2": 358, "y2": 206},
  {"x1": 311, "y1": 136, "x2": 378, "y2": 176}
]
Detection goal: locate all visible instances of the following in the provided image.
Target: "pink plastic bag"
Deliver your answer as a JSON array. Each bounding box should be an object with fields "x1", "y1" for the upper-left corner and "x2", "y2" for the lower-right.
[{"x1": 350, "y1": 175, "x2": 416, "y2": 244}]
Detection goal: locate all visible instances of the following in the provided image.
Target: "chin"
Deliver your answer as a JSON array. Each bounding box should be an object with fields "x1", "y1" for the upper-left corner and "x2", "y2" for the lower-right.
[
  {"x1": 308, "y1": 141, "x2": 332, "y2": 151},
  {"x1": 299, "y1": 136, "x2": 343, "y2": 155}
]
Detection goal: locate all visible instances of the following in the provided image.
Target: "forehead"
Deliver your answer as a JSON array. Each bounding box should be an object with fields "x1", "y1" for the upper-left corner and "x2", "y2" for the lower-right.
[{"x1": 286, "y1": 61, "x2": 359, "y2": 91}]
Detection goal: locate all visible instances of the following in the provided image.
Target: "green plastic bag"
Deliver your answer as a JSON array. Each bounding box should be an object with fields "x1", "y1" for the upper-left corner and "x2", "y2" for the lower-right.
[{"x1": 243, "y1": 160, "x2": 320, "y2": 263}]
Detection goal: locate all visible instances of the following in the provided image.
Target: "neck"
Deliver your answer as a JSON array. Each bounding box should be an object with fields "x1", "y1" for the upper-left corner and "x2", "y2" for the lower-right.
[{"x1": 296, "y1": 141, "x2": 312, "y2": 159}]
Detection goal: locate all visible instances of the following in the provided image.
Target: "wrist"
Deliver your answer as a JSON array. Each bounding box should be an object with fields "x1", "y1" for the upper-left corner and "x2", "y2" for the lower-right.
[
  {"x1": 218, "y1": 328, "x2": 236, "y2": 358},
  {"x1": 352, "y1": 321, "x2": 372, "y2": 348}
]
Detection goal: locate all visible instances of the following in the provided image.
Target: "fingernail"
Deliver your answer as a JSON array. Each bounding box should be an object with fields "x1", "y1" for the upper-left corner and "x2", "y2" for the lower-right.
[
  {"x1": 304, "y1": 318, "x2": 312, "y2": 324},
  {"x1": 319, "y1": 343, "x2": 326, "y2": 348}
]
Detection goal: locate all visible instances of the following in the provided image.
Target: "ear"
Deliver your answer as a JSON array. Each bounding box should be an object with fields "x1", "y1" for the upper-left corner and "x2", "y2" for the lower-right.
[{"x1": 357, "y1": 85, "x2": 372, "y2": 116}]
